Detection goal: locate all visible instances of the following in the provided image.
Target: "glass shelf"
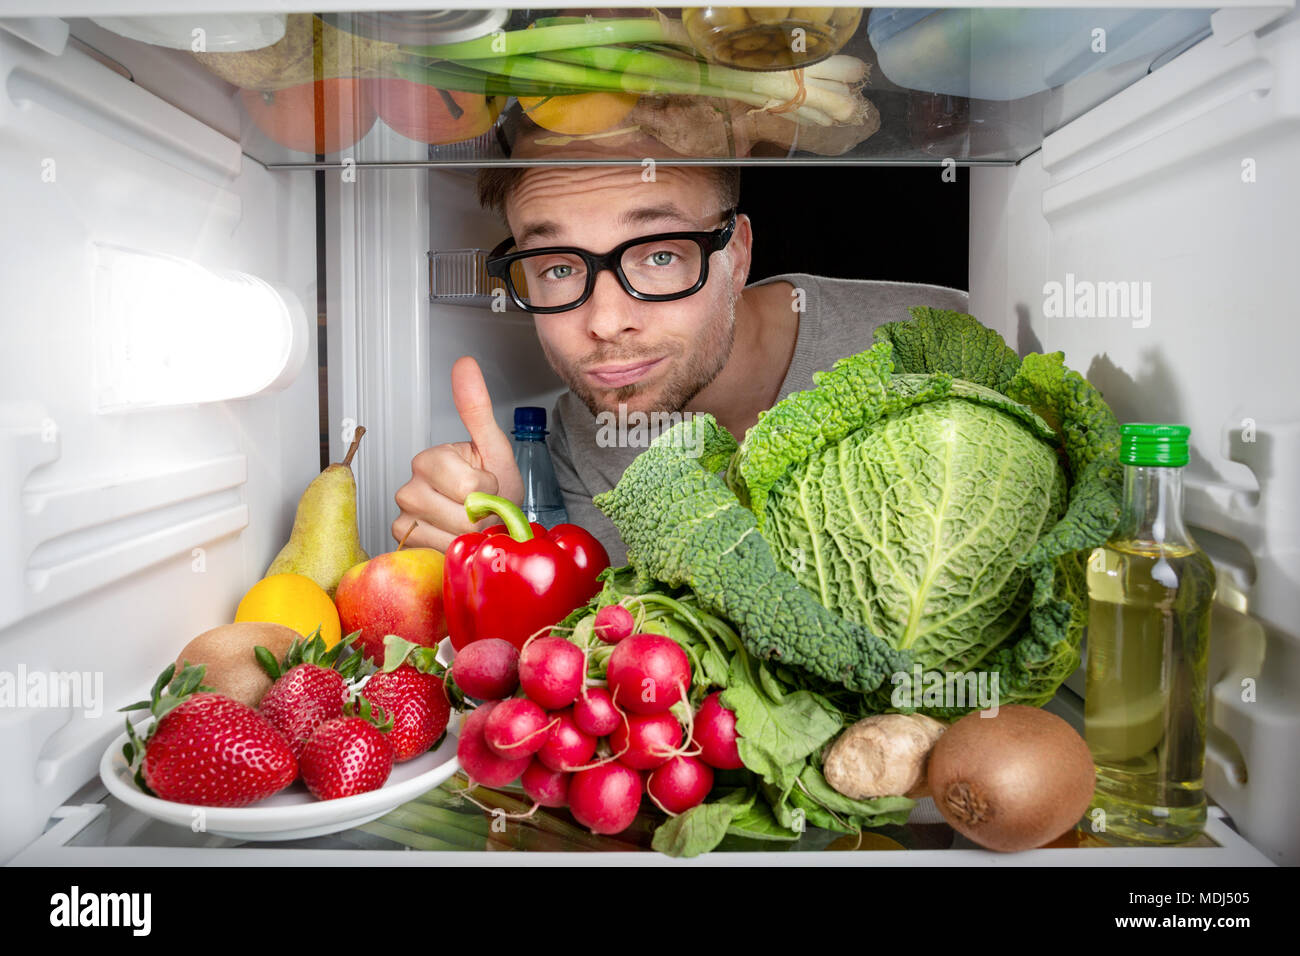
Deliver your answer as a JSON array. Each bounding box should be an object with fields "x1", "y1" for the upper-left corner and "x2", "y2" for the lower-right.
[
  {"x1": 26, "y1": 771, "x2": 1247, "y2": 861},
  {"x1": 76, "y1": 7, "x2": 1221, "y2": 169},
  {"x1": 17, "y1": 684, "x2": 1270, "y2": 864}
]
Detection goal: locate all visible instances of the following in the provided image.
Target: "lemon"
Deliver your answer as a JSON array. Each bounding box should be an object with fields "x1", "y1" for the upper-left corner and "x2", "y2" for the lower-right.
[
  {"x1": 518, "y1": 92, "x2": 639, "y2": 136},
  {"x1": 235, "y1": 573, "x2": 342, "y2": 648}
]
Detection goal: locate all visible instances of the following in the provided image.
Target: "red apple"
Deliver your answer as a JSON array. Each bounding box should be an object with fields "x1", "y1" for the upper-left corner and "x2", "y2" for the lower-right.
[{"x1": 334, "y1": 549, "x2": 447, "y2": 666}]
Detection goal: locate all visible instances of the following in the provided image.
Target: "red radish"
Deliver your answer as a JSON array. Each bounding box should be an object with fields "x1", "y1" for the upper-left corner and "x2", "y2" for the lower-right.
[
  {"x1": 693, "y1": 692, "x2": 745, "y2": 770},
  {"x1": 611, "y1": 711, "x2": 682, "y2": 770},
  {"x1": 521, "y1": 759, "x2": 570, "y2": 808},
  {"x1": 573, "y1": 686, "x2": 622, "y2": 737},
  {"x1": 568, "y1": 762, "x2": 642, "y2": 835},
  {"x1": 451, "y1": 639, "x2": 520, "y2": 700},
  {"x1": 647, "y1": 755, "x2": 715, "y2": 814},
  {"x1": 518, "y1": 636, "x2": 585, "y2": 710},
  {"x1": 456, "y1": 702, "x2": 530, "y2": 787},
  {"x1": 593, "y1": 604, "x2": 635, "y2": 645},
  {"x1": 537, "y1": 709, "x2": 597, "y2": 772},
  {"x1": 607, "y1": 634, "x2": 690, "y2": 715},
  {"x1": 483, "y1": 697, "x2": 554, "y2": 758}
]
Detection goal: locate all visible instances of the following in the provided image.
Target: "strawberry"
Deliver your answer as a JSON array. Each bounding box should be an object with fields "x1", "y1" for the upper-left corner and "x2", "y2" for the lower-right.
[
  {"x1": 122, "y1": 663, "x2": 296, "y2": 807},
  {"x1": 298, "y1": 697, "x2": 396, "y2": 800},
  {"x1": 360, "y1": 664, "x2": 451, "y2": 761},
  {"x1": 256, "y1": 628, "x2": 364, "y2": 759}
]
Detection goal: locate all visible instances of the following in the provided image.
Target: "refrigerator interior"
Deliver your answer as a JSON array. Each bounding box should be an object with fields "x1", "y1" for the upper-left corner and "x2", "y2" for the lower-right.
[{"x1": 0, "y1": 3, "x2": 1297, "y2": 865}]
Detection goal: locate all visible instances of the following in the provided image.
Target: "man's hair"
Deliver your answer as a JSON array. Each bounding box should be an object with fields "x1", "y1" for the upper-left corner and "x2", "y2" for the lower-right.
[{"x1": 476, "y1": 166, "x2": 741, "y2": 222}]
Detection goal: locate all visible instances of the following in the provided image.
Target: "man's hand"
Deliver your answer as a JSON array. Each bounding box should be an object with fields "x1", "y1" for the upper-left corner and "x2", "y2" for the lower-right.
[{"x1": 393, "y1": 356, "x2": 524, "y2": 552}]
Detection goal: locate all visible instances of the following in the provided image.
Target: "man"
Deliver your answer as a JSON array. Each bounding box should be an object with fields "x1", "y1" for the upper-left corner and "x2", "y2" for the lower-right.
[{"x1": 393, "y1": 165, "x2": 968, "y2": 565}]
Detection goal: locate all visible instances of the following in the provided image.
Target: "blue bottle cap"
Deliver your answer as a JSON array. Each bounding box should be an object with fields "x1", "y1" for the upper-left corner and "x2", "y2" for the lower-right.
[{"x1": 514, "y1": 406, "x2": 547, "y2": 433}]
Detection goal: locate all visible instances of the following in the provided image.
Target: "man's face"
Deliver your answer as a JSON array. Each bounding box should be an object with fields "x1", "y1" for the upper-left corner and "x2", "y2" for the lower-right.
[{"x1": 504, "y1": 167, "x2": 748, "y2": 417}]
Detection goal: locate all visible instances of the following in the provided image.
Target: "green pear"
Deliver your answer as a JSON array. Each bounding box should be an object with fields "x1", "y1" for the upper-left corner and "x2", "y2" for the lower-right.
[{"x1": 267, "y1": 426, "x2": 369, "y2": 597}]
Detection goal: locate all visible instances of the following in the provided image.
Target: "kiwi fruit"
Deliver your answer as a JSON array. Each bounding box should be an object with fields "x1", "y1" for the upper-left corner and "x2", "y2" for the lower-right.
[
  {"x1": 927, "y1": 704, "x2": 1096, "y2": 852},
  {"x1": 174, "y1": 622, "x2": 300, "y2": 708}
]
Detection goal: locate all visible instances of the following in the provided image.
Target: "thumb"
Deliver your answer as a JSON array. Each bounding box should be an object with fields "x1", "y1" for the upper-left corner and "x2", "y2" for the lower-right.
[{"x1": 450, "y1": 356, "x2": 521, "y2": 493}]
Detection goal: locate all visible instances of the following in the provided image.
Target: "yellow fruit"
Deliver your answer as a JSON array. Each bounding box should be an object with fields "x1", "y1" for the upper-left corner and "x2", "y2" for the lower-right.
[
  {"x1": 235, "y1": 573, "x2": 343, "y2": 648},
  {"x1": 518, "y1": 92, "x2": 640, "y2": 135}
]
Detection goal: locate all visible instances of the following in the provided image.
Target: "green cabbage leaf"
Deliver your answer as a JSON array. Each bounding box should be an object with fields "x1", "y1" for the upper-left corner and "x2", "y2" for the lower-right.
[{"x1": 595, "y1": 308, "x2": 1121, "y2": 716}]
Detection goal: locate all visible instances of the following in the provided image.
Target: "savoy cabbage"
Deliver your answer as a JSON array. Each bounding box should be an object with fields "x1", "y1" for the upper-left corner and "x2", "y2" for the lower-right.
[{"x1": 594, "y1": 308, "x2": 1121, "y2": 717}]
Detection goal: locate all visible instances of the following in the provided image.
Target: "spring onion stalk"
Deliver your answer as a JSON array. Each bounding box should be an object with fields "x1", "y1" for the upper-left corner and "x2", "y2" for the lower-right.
[
  {"x1": 358, "y1": 820, "x2": 481, "y2": 852},
  {"x1": 393, "y1": 57, "x2": 596, "y2": 99},
  {"x1": 378, "y1": 803, "x2": 492, "y2": 845},
  {"x1": 448, "y1": 782, "x2": 642, "y2": 850},
  {"x1": 444, "y1": 51, "x2": 725, "y2": 97},
  {"x1": 539, "y1": 46, "x2": 861, "y2": 124},
  {"x1": 805, "y1": 76, "x2": 853, "y2": 94},
  {"x1": 807, "y1": 55, "x2": 870, "y2": 84},
  {"x1": 393, "y1": 17, "x2": 871, "y2": 129},
  {"x1": 401, "y1": 17, "x2": 692, "y2": 60},
  {"x1": 435, "y1": 52, "x2": 837, "y2": 126}
]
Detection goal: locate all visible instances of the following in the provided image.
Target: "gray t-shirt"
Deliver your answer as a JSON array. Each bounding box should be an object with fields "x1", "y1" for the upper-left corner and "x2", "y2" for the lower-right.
[{"x1": 546, "y1": 273, "x2": 970, "y2": 565}]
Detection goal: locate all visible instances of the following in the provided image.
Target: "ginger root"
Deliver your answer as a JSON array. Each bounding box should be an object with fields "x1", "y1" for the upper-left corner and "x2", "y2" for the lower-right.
[
  {"x1": 823, "y1": 714, "x2": 948, "y2": 800},
  {"x1": 626, "y1": 92, "x2": 881, "y2": 158}
]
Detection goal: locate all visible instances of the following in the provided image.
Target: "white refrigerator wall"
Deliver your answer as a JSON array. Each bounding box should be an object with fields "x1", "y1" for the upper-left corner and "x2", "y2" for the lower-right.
[
  {"x1": 0, "y1": 30, "x2": 318, "y2": 860},
  {"x1": 969, "y1": 12, "x2": 1300, "y2": 864},
  {"x1": 324, "y1": 161, "x2": 566, "y2": 559}
]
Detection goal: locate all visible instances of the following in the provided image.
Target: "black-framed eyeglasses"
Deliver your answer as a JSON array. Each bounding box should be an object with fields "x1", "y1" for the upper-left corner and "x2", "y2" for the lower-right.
[{"x1": 485, "y1": 209, "x2": 738, "y2": 314}]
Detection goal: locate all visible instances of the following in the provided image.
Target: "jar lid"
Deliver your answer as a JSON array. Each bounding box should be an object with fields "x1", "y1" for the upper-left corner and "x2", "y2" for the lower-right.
[{"x1": 1120, "y1": 422, "x2": 1190, "y2": 467}]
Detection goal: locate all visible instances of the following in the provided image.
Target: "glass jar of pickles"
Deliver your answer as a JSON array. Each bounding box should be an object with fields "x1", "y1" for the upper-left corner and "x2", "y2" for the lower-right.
[{"x1": 682, "y1": 7, "x2": 862, "y2": 71}]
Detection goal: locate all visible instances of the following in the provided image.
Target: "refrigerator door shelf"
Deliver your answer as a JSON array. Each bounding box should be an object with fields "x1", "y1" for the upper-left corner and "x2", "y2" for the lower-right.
[
  {"x1": 0, "y1": 21, "x2": 319, "y2": 863},
  {"x1": 969, "y1": 5, "x2": 1300, "y2": 865}
]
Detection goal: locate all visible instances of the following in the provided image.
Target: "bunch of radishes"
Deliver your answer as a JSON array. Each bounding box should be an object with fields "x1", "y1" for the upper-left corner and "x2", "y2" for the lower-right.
[{"x1": 452, "y1": 604, "x2": 744, "y2": 835}]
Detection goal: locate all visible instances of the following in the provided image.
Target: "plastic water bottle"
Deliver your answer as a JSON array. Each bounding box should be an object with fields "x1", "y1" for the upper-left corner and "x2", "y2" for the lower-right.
[{"x1": 512, "y1": 406, "x2": 569, "y2": 528}]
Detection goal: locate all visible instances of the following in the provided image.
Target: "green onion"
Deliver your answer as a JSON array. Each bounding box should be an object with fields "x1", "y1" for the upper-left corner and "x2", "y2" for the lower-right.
[
  {"x1": 442, "y1": 52, "x2": 720, "y2": 98},
  {"x1": 437, "y1": 51, "x2": 835, "y2": 127},
  {"x1": 393, "y1": 16, "x2": 869, "y2": 130},
  {"x1": 393, "y1": 57, "x2": 594, "y2": 99},
  {"x1": 357, "y1": 820, "x2": 478, "y2": 852},
  {"x1": 401, "y1": 17, "x2": 692, "y2": 60},
  {"x1": 540, "y1": 46, "x2": 860, "y2": 123}
]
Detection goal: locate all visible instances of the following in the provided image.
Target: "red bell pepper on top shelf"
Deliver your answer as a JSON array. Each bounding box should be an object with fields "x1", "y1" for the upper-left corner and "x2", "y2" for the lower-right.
[{"x1": 443, "y1": 492, "x2": 610, "y2": 652}]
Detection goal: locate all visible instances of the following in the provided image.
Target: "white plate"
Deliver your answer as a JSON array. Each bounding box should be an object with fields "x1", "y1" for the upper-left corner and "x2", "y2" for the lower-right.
[{"x1": 100, "y1": 722, "x2": 461, "y2": 842}]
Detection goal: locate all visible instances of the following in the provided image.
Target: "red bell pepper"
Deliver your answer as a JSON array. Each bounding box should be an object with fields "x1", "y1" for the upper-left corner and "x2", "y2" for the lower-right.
[{"x1": 443, "y1": 492, "x2": 611, "y2": 652}]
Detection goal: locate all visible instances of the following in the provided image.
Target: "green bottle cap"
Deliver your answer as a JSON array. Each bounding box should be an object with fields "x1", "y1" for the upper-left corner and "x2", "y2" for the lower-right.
[{"x1": 1120, "y1": 422, "x2": 1190, "y2": 467}]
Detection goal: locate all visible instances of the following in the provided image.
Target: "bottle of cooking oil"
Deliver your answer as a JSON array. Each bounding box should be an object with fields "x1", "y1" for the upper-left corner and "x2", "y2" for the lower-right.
[{"x1": 1085, "y1": 423, "x2": 1216, "y2": 844}]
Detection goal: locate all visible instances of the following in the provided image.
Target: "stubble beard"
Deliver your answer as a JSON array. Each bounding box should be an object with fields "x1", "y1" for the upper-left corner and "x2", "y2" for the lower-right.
[{"x1": 543, "y1": 284, "x2": 739, "y2": 419}]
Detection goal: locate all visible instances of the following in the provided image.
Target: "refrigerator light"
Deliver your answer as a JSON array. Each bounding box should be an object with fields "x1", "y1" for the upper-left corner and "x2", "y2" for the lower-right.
[{"x1": 93, "y1": 246, "x2": 308, "y2": 412}]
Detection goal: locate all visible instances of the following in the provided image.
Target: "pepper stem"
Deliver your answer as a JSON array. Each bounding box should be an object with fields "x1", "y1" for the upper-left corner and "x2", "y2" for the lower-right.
[{"x1": 465, "y1": 492, "x2": 534, "y2": 542}]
